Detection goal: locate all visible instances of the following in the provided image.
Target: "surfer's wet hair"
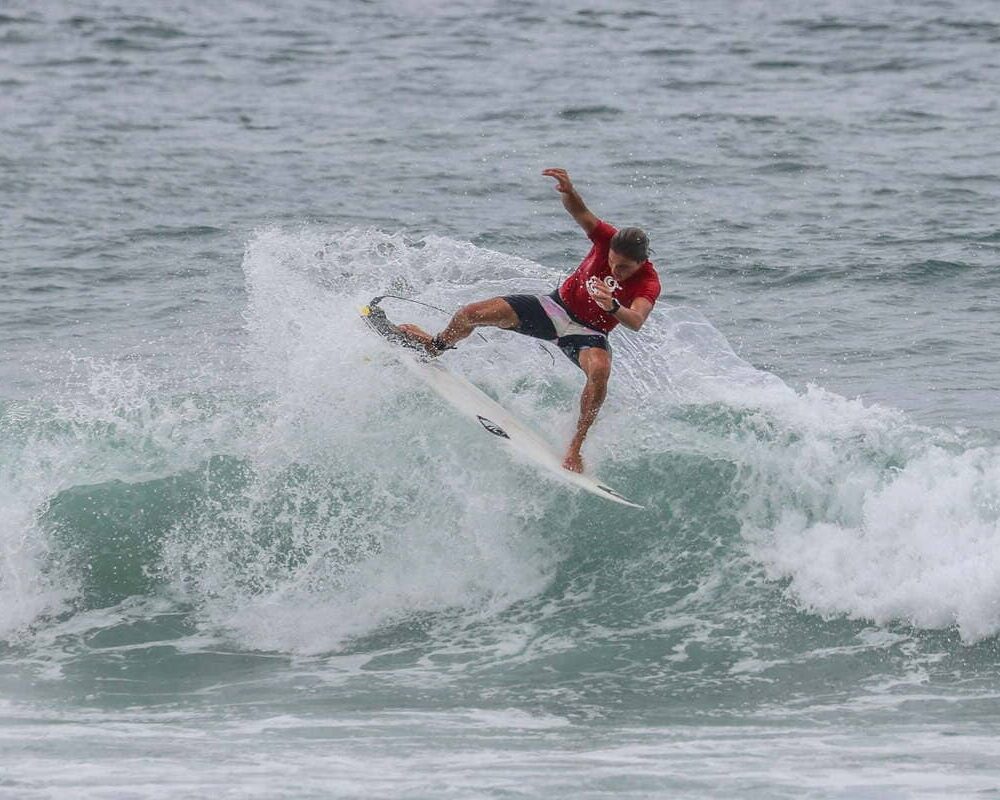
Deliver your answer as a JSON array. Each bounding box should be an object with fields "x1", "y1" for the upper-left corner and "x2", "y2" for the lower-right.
[{"x1": 610, "y1": 227, "x2": 650, "y2": 263}]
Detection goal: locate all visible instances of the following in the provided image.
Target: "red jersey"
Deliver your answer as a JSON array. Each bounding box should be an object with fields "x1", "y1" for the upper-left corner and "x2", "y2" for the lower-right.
[{"x1": 557, "y1": 220, "x2": 661, "y2": 334}]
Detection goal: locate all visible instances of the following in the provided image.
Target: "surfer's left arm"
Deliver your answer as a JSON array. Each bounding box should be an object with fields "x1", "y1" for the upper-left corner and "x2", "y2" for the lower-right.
[
  {"x1": 610, "y1": 298, "x2": 653, "y2": 331},
  {"x1": 591, "y1": 285, "x2": 654, "y2": 331}
]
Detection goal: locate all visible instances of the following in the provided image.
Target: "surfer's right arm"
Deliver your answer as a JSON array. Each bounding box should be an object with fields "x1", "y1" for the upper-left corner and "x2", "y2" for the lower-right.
[{"x1": 542, "y1": 168, "x2": 599, "y2": 235}]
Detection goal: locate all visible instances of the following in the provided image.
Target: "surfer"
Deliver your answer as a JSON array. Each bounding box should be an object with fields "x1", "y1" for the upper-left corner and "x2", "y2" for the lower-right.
[{"x1": 399, "y1": 168, "x2": 661, "y2": 473}]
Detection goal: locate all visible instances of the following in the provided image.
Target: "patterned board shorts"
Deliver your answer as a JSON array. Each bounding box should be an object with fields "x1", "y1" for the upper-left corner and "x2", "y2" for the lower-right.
[{"x1": 503, "y1": 291, "x2": 610, "y2": 368}]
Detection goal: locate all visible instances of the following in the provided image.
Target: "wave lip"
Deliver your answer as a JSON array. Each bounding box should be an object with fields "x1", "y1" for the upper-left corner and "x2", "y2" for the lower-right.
[{"x1": 752, "y1": 442, "x2": 1000, "y2": 642}]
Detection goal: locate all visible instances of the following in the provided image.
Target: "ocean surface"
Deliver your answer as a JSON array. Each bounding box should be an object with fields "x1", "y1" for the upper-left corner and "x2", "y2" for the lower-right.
[{"x1": 3, "y1": 1, "x2": 1000, "y2": 797}]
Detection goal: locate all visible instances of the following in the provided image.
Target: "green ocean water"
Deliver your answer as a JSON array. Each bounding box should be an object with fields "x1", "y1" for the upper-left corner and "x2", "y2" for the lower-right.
[{"x1": 3, "y1": 1, "x2": 1000, "y2": 797}]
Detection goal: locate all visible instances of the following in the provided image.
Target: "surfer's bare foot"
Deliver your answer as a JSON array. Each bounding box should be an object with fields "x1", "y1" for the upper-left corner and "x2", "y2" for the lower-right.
[
  {"x1": 397, "y1": 324, "x2": 444, "y2": 356},
  {"x1": 562, "y1": 450, "x2": 584, "y2": 473}
]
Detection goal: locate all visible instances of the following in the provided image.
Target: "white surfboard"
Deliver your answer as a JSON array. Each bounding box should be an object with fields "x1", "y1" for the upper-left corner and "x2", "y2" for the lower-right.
[{"x1": 361, "y1": 301, "x2": 643, "y2": 509}]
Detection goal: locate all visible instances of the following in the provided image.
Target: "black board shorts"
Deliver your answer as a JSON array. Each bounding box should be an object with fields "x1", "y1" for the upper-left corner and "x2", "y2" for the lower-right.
[{"x1": 503, "y1": 292, "x2": 610, "y2": 368}]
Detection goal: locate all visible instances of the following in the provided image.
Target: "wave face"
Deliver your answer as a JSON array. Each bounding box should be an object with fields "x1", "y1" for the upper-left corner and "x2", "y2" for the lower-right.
[{"x1": 4, "y1": 228, "x2": 1000, "y2": 667}]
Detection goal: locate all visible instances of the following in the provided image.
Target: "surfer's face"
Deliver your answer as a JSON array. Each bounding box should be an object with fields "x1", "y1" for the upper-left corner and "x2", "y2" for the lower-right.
[{"x1": 608, "y1": 249, "x2": 643, "y2": 283}]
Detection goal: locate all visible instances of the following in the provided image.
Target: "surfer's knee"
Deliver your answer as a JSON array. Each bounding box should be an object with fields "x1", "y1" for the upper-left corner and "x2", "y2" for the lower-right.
[
  {"x1": 448, "y1": 303, "x2": 484, "y2": 332},
  {"x1": 590, "y1": 363, "x2": 611, "y2": 386},
  {"x1": 450, "y1": 306, "x2": 473, "y2": 329},
  {"x1": 581, "y1": 350, "x2": 611, "y2": 384}
]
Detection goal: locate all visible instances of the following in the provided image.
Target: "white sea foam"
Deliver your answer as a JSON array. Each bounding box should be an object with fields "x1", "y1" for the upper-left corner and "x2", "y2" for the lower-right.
[
  {"x1": 0, "y1": 402, "x2": 80, "y2": 639},
  {"x1": 705, "y1": 358, "x2": 1000, "y2": 641},
  {"x1": 158, "y1": 227, "x2": 562, "y2": 653},
  {"x1": 0, "y1": 357, "x2": 251, "y2": 641},
  {"x1": 749, "y1": 442, "x2": 1000, "y2": 641}
]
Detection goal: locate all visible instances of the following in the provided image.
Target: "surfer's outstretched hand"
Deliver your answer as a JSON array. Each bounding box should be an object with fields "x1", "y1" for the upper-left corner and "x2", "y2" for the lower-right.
[{"x1": 542, "y1": 168, "x2": 575, "y2": 194}]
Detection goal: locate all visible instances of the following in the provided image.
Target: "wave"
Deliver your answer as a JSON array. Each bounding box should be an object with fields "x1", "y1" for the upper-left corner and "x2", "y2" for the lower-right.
[{"x1": 2, "y1": 227, "x2": 999, "y2": 655}]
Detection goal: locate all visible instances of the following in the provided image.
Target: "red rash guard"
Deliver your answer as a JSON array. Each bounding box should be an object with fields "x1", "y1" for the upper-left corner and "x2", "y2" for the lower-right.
[{"x1": 557, "y1": 220, "x2": 661, "y2": 334}]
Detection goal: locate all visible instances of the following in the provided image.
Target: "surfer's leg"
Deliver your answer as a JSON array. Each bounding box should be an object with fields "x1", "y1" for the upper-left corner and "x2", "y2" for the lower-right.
[
  {"x1": 563, "y1": 346, "x2": 611, "y2": 473},
  {"x1": 397, "y1": 298, "x2": 518, "y2": 356},
  {"x1": 436, "y1": 297, "x2": 520, "y2": 346}
]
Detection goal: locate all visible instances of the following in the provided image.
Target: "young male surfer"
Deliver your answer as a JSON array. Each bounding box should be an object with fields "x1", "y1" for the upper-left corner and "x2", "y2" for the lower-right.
[{"x1": 399, "y1": 168, "x2": 661, "y2": 473}]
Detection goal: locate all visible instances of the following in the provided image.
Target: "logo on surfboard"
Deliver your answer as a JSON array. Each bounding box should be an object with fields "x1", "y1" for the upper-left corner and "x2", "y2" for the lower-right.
[
  {"x1": 597, "y1": 484, "x2": 629, "y2": 501},
  {"x1": 476, "y1": 415, "x2": 510, "y2": 439}
]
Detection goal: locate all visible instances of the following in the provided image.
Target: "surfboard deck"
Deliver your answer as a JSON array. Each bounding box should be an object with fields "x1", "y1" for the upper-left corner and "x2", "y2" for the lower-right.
[{"x1": 360, "y1": 299, "x2": 643, "y2": 509}]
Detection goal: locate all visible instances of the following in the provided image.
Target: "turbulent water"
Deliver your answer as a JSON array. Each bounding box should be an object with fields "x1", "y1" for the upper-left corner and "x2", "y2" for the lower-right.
[{"x1": 3, "y1": 1, "x2": 1000, "y2": 797}]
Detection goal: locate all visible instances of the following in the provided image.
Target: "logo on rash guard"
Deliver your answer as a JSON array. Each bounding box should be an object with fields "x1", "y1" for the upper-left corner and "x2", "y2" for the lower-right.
[{"x1": 586, "y1": 276, "x2": 620, "y2": 297}]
